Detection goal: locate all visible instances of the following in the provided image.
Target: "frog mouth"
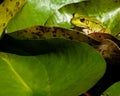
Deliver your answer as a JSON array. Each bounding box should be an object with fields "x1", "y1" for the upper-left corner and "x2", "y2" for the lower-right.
[{"x1": 75, "y1": 25, "x2": 89, "y2": 29}]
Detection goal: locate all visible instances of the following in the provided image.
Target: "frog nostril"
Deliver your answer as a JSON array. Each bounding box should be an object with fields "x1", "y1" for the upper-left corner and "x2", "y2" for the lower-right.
[{"x1": 80, "y1": 18, "x2": 85, "y2": 22}]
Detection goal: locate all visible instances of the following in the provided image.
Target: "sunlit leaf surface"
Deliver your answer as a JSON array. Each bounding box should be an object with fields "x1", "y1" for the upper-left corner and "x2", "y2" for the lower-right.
[
  {"x1": 7, "y1": 0, "x2": 84, "y2": 32},
  {"x1": 46, "y1": 0, "x2": 120, "y2": 35},
  {"x1": 0, "y1": 37, "x2": 106, "y2": 96},
  {"x1": 3, "y1": 0, "x2": 120, "y2": 95}
]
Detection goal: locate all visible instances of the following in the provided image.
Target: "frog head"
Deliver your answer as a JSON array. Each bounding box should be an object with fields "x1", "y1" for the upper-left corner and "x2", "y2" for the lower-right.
[
  {"x1": 71, "y1": 13, "x2": 111, "y2": 34},
  {"x1": 71, "y1": 13, "x2": 89, "y2": 28}
]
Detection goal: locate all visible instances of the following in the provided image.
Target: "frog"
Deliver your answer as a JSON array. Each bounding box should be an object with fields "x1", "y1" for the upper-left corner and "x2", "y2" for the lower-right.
[{"x1": 71, "y1": 13, "x2": 111, "y2": 34}]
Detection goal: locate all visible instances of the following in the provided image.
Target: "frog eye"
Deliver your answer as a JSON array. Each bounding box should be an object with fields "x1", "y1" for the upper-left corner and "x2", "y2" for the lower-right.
[{"x1": 80, "y1": 18, "x2": 85, "y2": 22}]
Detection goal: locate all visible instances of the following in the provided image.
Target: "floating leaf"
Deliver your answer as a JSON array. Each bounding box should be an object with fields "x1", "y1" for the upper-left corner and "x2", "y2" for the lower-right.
[
  {"x1": 81, "y1": 39, "x2": 120, "y2": 96},
  {"x1": 46, "y1": 0, "x2": 120, "y2": 35},
  {"x1": 2, "y1": 0, "x2": 120, "y2": 95},
  {"x1": 103, "y1": 82, "x2": 120, "y2": 96},
  {"x1": 0, "y1": 0, "x2": 26, "y2": 36},
  {"x1": 6, "y1": 0, "x2": 84, "y2": 32},
  {"x1": 0, "y1": 37, "x2": 106, "y2": 96}
]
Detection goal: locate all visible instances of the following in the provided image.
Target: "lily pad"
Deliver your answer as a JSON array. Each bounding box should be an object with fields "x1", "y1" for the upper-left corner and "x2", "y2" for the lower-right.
[
  {"x1": 46, "y1": 0, "x2": 120, "y2": 35},
  {"x1": 6, "y1": 0, "x2": 120, "y2": 35},
  {"x1": 103, "y1": 82, "x2": 120, "y2": 96},
  {"x1": 6, "y1": 0, "x2": 84, "y2": 33},
  {"x1": 0, "y1": 0, "x2": 26, "y2": 36},
  {"x1": 0, "y1": 37, "x2": 106, "y2": 96},
  {"x1": 3, "y1": 0, "x2": 120, "y2": 95}
]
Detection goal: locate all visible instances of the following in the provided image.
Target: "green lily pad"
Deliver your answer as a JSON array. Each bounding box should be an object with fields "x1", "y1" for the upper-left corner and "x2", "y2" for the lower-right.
[
  {"x1": 103, "y1": 82, "x2": 120, "y2": 96},
  {"x1": 0, "y1": 37, "x2": 106, "y2": 96},
  {"x1": 46, "y1": 0, "x2": 120, "y2": 35},
  {"x1": 6, "y1": 0, "x2": 84, "y2": 33},
  {"x1": 6, "y1": 0, "x2": 120, "y2": 35},
  {"x1": 3, "y1": 0, "x2": 120, "y2": 95}
]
